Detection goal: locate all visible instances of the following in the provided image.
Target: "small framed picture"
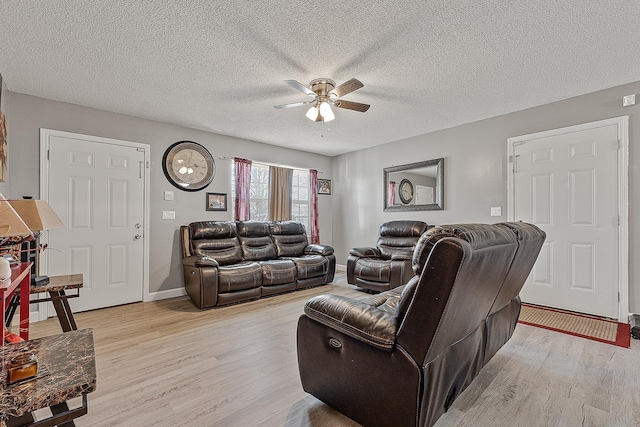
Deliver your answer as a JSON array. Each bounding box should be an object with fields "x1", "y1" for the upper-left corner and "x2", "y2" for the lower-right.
[
  {"x1": 318, "y1": 179, "x2": 332, "y2": 195},
  {"x1": 206, "y1": 192, "x2": 227, "y2": 211}
]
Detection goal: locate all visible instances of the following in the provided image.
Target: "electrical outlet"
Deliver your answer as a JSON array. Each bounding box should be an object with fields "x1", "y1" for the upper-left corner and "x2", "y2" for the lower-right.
[
  {"x1": 164, "y1": 191, "x2": 174, "y2": 201},
  {"x1": 162, "y1": 211, "x2": 175, "y2": 220},
  {"x1": 490, "y1": 207, "x2": 502, "y2": 217},
  {"x1": 623, "y1": 94, "x2": 636, "y2": 107}
]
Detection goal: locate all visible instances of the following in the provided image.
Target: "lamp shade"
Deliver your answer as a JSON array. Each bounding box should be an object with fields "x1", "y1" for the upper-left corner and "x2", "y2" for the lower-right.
[
  {"x1": 8, "y1": 199, "x2": 64, "y2": 231},
  {"x1": 306, "y1": 105, "x2": 320, "y2": 121},
  {"x1": 319, "y1": 102, "x2": 335, "y2": 122},
  {"x1": 0, "y1": 193, "x2": 33, "y2": 238}
]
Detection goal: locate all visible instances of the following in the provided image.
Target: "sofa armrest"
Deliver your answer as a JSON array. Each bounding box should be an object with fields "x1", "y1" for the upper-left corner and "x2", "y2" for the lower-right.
[
  {"x1": 182, "y1": 255, "x2": 219, "y2": 268},
  {"x1": 303, "y1": 294, "x2": 397, "y2": 351},
  {"x1": 304, "y1": 244, "x2": 335, "y2": 256},
  {"x1": 349, "y1": 247, "x2": 381, "y2": 258}
]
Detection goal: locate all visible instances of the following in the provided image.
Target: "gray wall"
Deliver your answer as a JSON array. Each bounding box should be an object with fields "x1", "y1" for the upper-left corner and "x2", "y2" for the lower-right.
[
  {"x1": 5, "y1": 92, "x2": 333, "y2": 295},
  {"x1": 332, "y1": 80, "x2": 640, "y2": 313}
]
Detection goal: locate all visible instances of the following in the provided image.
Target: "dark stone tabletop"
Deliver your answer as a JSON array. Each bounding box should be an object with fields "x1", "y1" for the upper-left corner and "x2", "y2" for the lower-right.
[{"x1": 0, "y1": 328, "x2": 96, "y2": 420}]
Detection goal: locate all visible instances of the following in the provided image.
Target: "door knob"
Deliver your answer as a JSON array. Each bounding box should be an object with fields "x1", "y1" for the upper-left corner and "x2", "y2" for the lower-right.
[
  {"x1": 134, "y1": 234, "x2": 142, "y2": 240},
  {"x1": 135, "y1": 223, "x2": 142, "y2": 229}
]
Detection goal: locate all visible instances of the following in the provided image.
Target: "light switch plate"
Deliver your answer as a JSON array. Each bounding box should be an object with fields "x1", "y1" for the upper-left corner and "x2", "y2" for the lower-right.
[
  {"x1": 490, "y1": 207, "x2": 502, "y2": 217},
  {"x1": 623, "y1": 94, "x2": 635, "y2": 107},
  {"x1": 162, "y1": 211, "x2": 175, "y2": 220},
  {"x1": 164, "y1": 191, "x2": 174, "y2": 201}
]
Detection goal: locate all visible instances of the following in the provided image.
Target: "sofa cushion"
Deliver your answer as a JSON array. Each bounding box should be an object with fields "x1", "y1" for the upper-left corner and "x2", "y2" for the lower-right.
[
  {"x1": 237, "y1": 221, "x2": 277, "y2": 261},
  {"x1": 291, "y1": 255, "x2": 328, "y2": 279},
  {"x1": 189, "y1": 221, "x2": 242, "y2": 265},
  {"x1": 217, "y1": 262, "x2": 262, "y2": 292},
  {"x1": 377, "y1": 220, "x2": 429, "y2": 259},
  {"x1": 354, "y1": 258, "x2": 391, "y2": 283},
  {"x1": 270, "y1": 221, "x2": 308, "y2": 257},
  {"x1": 412, "y1": 224, "x2": 517, "y2": 275},
  {"x1": 259, "y1": 259, "x2": 297, "y2": 286}
]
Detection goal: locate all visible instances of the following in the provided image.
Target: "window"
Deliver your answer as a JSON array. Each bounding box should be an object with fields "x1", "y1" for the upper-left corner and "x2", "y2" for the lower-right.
[
  {"x1": 233, "y1": 163, "x2": 310, "y2": 228},
  {"x1": 249, "y1": 163, "x2": 270, "y2": 221},
  {"x1": 291, "y1": 169, "x2": 310, "y2": 230}
]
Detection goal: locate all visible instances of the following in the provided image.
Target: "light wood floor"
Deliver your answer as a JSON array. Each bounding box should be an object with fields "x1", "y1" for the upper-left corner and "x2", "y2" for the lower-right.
[{"x1": 28, "y1": 272, "x2": 640, "y2": 427}]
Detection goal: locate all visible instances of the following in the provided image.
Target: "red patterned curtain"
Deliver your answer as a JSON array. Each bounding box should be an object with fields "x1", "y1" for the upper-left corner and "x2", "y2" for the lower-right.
[
  {"x1": 310, "y1": 169, "x2": 320, "y2": 244},
  {"x1": 388, "y1": 181, "x2": 396, "y2": 207},
  {"x1": 234, "y1": 158, "x2": 252, "y2": 221}
]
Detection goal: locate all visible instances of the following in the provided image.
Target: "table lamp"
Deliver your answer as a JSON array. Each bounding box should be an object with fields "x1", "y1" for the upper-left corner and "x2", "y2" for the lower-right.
[
  {"x1": 0, "y1": 194, "x2": 33, "y2": 259},
  {"x1": 8, "y1": 198, "x2": 64, "y2": 286}
]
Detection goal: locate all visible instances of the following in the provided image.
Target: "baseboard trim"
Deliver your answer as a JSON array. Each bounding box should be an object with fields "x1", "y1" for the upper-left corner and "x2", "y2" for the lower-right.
[{"x1": 145, "y1": 287, "x2": 187, "y2": 302}]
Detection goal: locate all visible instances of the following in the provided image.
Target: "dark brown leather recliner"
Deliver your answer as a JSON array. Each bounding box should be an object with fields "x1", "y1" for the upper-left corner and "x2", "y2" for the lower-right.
[
  {"x1": 297, "y1": 222, "x2": 545, "y2": 427},
  {"x1": 347, "y1": 220, "x2": 430, "y2": 292}
]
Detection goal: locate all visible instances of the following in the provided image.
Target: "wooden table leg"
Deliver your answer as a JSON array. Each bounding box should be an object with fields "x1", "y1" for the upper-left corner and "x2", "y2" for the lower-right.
[
  {"x1": 19, "y1": 273, "x2": 30, "y2": 340},
  {"x1": 50, "y1": 290, "x2": 78, "y2": 332}
]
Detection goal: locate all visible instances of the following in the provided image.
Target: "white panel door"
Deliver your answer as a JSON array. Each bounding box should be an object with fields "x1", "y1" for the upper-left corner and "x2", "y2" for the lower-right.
[
  {"x1": 512, "y1": 122, "x2": 620, "y2": 318},
  {"x1": 45, "y1": 133, "x2": 146, "y2": 312}
]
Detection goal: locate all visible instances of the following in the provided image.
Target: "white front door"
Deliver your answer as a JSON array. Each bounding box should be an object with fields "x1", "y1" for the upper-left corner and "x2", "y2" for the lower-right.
[
  {"x1": 41, "y1": 130, "x2": 148, "y2": 312},
  {"x1": 508, "y1": 117, "x2": 628, "y2": 320}
]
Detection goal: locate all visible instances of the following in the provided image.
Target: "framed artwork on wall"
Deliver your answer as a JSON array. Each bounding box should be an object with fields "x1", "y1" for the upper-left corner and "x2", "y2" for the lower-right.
[
  {"x1": 318, "y1": 179, "x2": 331, "y2": 195},
  {"x1": 206, "y1": 192, "x2": 227, "y2": 211}
]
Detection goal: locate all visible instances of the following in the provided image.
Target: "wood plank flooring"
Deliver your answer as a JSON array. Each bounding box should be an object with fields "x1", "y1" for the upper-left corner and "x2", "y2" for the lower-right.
[{"x1": 27, "y1": 272, "x2": 640, "y2": 427}]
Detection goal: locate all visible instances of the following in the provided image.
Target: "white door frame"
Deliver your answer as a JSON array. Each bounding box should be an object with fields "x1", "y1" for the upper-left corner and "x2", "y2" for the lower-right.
[
  {"x1": 38, "y1": 129, "x2": 151, "y2": 320},
  {"x1": 507, "y1": 116, "x2": 629, "y2": 322}
]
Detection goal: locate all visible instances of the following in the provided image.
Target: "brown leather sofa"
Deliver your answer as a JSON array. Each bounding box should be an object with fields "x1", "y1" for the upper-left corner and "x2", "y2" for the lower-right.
[
  {"x1": 181, "y1": 220, "x2": 336, "y2": 308},
  {"x1": 297, "y1": 222, "x2": 545, "y2": 427},
  {"x1": 347, "y1": 220, "x2": 430, "y2": 292}
]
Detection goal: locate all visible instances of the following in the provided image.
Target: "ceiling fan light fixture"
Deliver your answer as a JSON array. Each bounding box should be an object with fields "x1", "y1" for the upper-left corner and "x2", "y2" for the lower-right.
[
  {"x1": 319, "y1": 102, "x2": 334, "y2": 122},
  {"x1": 306, "y1": 105, "x2": 319, "y2": 121}
]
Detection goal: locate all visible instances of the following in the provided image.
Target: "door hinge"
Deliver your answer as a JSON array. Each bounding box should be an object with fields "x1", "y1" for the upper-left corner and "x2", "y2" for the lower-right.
[
  {"x1": 47, "y1": 149, "x2": 50, "y2": 160},
  {"x1": 146, "y1": 161, "x2": 150, "y2": 169},
  {"x1": 617, "y1": 139, "x2": 621, "y2": 150},
  {"x1": 618, "y1": 292, "x2": 621, "y2": 302},
  {"x1": 509, "y1": 155, "x2": 521, "y2": 173},
  {"x1": 618, "y1": 216, "x2": 620, "y2": 226}
]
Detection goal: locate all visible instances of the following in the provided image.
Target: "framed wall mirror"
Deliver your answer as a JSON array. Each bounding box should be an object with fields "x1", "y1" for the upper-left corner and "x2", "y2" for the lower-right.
[{"x1": 384, "y1": 158, "x2": 444, "y2": 211}]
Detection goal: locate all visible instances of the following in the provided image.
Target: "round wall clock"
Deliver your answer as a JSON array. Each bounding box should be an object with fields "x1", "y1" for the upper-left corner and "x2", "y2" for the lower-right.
[
  {"x1": 399, "y1": 178, "x2": 414, "y2": 204},
  {"x1": 162, "y1": 141, "x2": 215, "y2": 192}
]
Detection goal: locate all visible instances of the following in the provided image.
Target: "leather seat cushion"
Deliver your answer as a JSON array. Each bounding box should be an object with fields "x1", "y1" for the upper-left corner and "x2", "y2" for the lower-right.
[
  {"x1": 217, "y1": 262, "x2": 262, "y2": 292},
  {"x1": 291, "y1": 255, "x2": 328, "y2": 279},
  {"x1": 354, "y1": 258, "x2": 391, "y2": 282},
  {"x1": 259, "y1": 259, "x2": 297, "y2": 285}
]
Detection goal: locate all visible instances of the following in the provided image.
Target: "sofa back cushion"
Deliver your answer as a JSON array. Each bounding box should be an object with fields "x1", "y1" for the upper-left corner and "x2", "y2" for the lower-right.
[
  {"x1": 237, "y1": 221, "x2": 277, "y2": 261},
  {"x1": 270, "y1": 221, "x2": 308, "y2": 257},
  {"x1": 189, "y1": 221, "x2": 242, "y2": 265},
  {"x1": 377, "y1": 220, "x2": 429, "y2": 259},
  {"x1": 396, "y1": 224, "x2": 519, "y2": 362}
]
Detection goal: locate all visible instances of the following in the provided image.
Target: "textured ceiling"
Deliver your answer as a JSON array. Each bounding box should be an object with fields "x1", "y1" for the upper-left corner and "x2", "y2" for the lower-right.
[{"x1": 1, "y1": 1, "x2": 639, "y2": 156}]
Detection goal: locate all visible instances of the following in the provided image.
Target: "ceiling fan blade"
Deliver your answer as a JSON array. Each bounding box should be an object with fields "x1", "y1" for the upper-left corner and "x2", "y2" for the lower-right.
[
  {"x1": 273, "y1": 101, "x2": 312, "y2": 109},
  {"x1": 284, "y1": 80, "x2": 315, "y2": 96},
  {"x1": 330, "y1": 78, "x2": 364, "y2": 98},
  {"x1": 333, "y1": 99, "x2": 370, "y2": 112}
]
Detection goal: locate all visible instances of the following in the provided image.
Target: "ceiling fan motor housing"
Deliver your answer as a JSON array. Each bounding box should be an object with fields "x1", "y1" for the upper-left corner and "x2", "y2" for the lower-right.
[{"x1": 310, "y1": 78, "x2": 336, "y2": 103}]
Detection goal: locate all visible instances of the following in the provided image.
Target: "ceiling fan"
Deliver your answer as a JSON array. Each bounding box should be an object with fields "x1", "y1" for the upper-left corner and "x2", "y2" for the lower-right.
[{"x1": 274, "y1": 78, "x2": 370, "y2": 122}]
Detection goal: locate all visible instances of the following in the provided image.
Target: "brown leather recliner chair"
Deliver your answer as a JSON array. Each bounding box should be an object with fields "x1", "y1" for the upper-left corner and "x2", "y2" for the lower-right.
[
  {"x1": 297, "y1": 222, "x2": 545, "y2": 427},
  {"x1": 347, "y1": 220, "x2": 429, "y2": 292}
]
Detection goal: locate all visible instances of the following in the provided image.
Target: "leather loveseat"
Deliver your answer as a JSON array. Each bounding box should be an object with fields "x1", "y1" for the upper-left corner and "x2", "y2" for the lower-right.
[
  {"x1": 181, "y1": 220, "x2": 336, "y2": 308},
  {"x1": 297, "y1": 222, "x2": 545, "y2": 427},
  {"x1": 347, "y1": 220, "x2": 430, "y2": 292}
]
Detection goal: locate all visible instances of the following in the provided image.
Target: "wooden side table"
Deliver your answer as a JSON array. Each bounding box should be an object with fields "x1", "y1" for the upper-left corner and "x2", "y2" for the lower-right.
[
  {"x1": 1, "y1": 263, "x2": 32, "y2": 340},
  {"x1": 30, "y1": 274, "x2": 83, "y2": 333}
]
